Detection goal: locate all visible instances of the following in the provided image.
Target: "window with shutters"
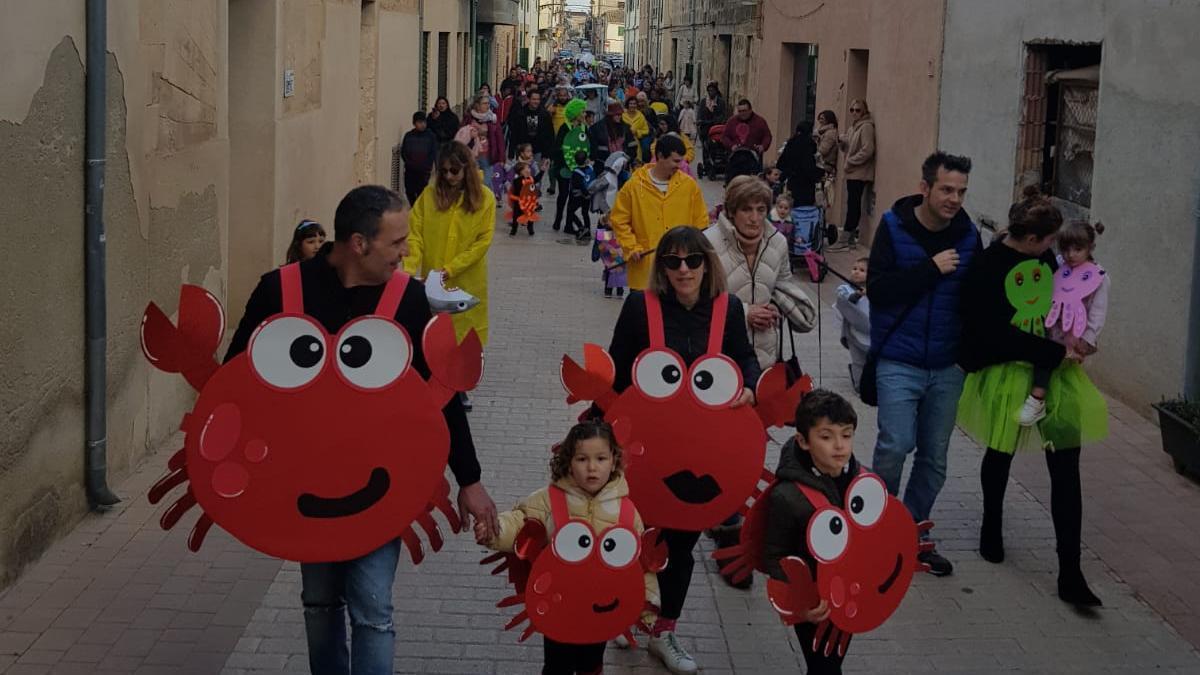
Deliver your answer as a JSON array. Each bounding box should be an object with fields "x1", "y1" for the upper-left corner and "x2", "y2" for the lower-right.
[
  {"x1": 420, "y1": 31, "x2": 430, "y2": 110},
  {"x1": 438, "y1": 32, "x2": 450, "y2": 98}
]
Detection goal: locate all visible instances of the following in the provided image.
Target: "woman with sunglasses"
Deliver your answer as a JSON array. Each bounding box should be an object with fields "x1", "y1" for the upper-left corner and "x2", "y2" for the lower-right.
[
  {"x1": 833, "y1": 99, "x2": 875, "y2": 250},
  {"x1": 405, "y1": 141, "x2": 496, "y2": 409},
  {"x1": 602, "y1": 226, "x2": 761, "y2": 675}
]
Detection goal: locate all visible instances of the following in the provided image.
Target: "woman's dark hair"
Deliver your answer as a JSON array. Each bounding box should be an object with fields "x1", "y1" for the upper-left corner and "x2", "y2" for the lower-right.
[
  {"x1": 1005, "y1": 185, "x2": 1064, "y2": 241},
  {"x1": 817, "y1": 109, "x2": 838, "y2": 127},
  {"x1": 1057, "y1": 220, "x2": 1105, "y2": 257},
  {"x1": 793, "y1": 389, "x2": 859, "y2": 437},
  {"x1": 285, "y1": 219, "x2": 327, "y2": 263},
  {"x1": 549, "y1": 420, "x2": 623, "y2": 481},
  {"x1": 648, "y1": 226, "x2": 727, "y2": 299},
  {"x1": 333, "y1": 187, "x2": 405, "y2": 243},
  {"x1": 795, "y1": 119, "x2": 814, "y2": 135},
  {"x1": 433, "y1": 96, "x2": 450, "y2": 110}
]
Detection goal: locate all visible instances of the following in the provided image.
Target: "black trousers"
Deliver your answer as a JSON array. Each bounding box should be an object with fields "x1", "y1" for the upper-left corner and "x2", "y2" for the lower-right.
[
  {"x1": 980, "y1": 447, "x2": 1083, "y2": 567},
  {"x1": 567, "y1": 196, "x2": 591, "y2": 234},
  {"x1": 844, "y1": 179, "x2": 868, "y2": 234},
  {"x1": 403, "y1": 171, "x2": 430, "y2": 207},
  {"x1": 655, "y1": 529, "x2": 702, "y2": 620},
  {"x1": 552, "y1": 175, "x2": 571, "y2": 228},
  {"x1": 543, "y1": 638, "x2": 605, "y2": 675},
  {"x1": 794, "y1": 622, "x2": 849, "y2": 674}
]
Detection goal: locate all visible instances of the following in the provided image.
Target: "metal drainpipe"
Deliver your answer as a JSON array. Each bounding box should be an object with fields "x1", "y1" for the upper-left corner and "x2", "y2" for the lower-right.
[
  {"x1": 1186, "y1": 191, "x2": 1200, "y2": 399},
  {"x1": 85, "y1": 0, "x2": 120, "y2": 508}
]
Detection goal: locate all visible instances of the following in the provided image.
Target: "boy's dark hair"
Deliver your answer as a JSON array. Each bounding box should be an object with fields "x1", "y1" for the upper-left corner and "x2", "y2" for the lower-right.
[
  {"x1": 920, "y1": 151, "x2": 972, "y2": 186},
  {"x1": 549, "y1": 419, "x2": 624, "y2": 481},
  {"x1": 654, "y1": 133, "x2": 686, "y2": 159},
  {"x1": 574, "y1": 149, "x2": 590, "y2": 165},
  {"x1": 412, "y1": 111, "x2": 427, "y2": 123},
  {"x1": 793, "y1": 389, "x2": 858, "y2": 437},
  {"x1": 737, "y1": 98, "x2": 752, "y2": 108},
  {"x1": 334, "y1": 185, "x2": 406, "y2": 243}
]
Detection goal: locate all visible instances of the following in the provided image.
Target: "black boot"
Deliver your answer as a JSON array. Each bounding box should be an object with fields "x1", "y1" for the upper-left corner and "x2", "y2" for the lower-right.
[
  {"x1": 980, "y1": 449, "x2": 1012, "y2": 564},
  {"x1": 1058, "y1": 564, "x2": 1102, "y2": 607},
  {"x1": 527, "y1": 223, "x2": 534, "y2": 236},
  {"x1": 510, "y1": 222, "x2": 518, "y2": 236},
  {"x1": 1045, "y1": 448, "x2": 1099, "y2": 606}
]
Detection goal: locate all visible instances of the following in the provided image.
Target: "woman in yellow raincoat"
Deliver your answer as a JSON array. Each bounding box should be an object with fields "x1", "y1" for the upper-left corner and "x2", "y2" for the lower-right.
[
  {"x1": 406, "y1": 140, "x2": 496, "y2": 355},
  {"x1": 621, "y1": 98, "x2": 650, "y2": 162}
]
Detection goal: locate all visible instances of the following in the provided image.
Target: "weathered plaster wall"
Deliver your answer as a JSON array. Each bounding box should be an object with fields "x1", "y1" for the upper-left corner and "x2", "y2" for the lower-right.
[
  {"x1": 939, "y1": 0, "x2": 1200, "y2": 412},
  {"x1": 376, "y1": 4, "x2": 422, "y2": 188},
  {"x1": 0, "y1": 0, "x2": 227, "y2": 586}
]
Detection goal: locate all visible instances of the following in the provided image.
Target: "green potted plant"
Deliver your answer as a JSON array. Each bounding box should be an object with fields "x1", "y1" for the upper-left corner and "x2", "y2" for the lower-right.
[{"x1": 1153, "y1": 398, "x2": 1200, "y2": 476}]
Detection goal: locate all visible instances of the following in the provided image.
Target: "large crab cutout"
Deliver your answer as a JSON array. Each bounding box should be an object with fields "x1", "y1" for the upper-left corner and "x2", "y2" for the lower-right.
[
  {"x1": 560, "y1": 293, "x2": 811, "y2": 531},
  {"x1": 482, "y1": 486, "x2": 668, "y2": 646},
  {"x1": 140, "y1": 265, "x2": 482, "y2": 562},
  {"x1": 714, "y1": 471, "x2": 932, "y2": 657},
  {"x1": 1046, "y1": 261, "x2": 1105, "y2": 339}
]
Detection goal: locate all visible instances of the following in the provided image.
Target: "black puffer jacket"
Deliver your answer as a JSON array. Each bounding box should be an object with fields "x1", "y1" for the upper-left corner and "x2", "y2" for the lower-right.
[{"x1": 762, "y1": 437, "x2": 860, "y2": 581}]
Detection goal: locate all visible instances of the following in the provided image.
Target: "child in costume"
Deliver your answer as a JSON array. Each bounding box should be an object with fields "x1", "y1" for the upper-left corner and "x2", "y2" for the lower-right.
[
  {"x1": 478, "y1": 420, "x2": 659, "y2": 675},
  {"x1": 767, "y1": 193, "x2": 795, "y2": 240},
  {"x1": 957, "y1": 187, "x2": 1106, "y2": 607},
  {"x1": 677, "y1": 100, "x2": 698, "y2": 143},
  {"x1": 763, "y1": 389, "x2": 863, "y2": 674},
  {"x1": 1018, "y1": 220, "x2": 1110, "y2": 425},
  {"x1": 551, "y1": 99, "x2": 591, "y2": 232},
  {"x1": 507, "y1": 161, "x2": 539, "y2": 236},
  {"x1": 284, "y1": 219, "x2": 326, "y2": 264},
  {"x1": 592, "y1": 213, "x2": 628, "y2": 300},
  {"x1": 833, "y1": 257, "x2": 870, "y2": 393},
  {"x1": 567, "y1": 150, "x2": 596, "y2": 241}
]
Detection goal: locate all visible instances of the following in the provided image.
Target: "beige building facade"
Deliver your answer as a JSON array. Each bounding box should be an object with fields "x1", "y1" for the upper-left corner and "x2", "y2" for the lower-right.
[{"x1": 0, "y1": 0, "x2": 473, "y2": 587}]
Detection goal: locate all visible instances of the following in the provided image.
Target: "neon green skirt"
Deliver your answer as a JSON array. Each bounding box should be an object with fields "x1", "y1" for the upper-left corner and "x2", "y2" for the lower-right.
[{"x1": 957, "y1": 361, "x2": 1108, "y2": 454}]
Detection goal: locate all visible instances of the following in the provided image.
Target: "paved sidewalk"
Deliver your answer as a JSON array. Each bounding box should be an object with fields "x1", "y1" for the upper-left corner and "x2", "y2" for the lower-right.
[{"x1": 2, "y1": 179, "x2": 1199, "y2": 674}]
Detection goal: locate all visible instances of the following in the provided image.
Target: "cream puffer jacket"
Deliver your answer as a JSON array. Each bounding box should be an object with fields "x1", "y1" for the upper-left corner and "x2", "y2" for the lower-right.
[{"x1": 704, "y1": 213, "x2": 817, "y2": 369}]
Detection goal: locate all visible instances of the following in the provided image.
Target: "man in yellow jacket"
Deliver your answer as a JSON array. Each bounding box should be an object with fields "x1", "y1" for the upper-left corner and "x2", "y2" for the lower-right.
[{"x1": 609, "y1": 134, "x2": 709, "y2": 290}]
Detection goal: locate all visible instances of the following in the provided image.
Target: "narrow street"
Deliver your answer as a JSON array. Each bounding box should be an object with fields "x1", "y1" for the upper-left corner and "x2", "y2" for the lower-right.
[{"x1": 1, "y1": 181, "x2": 1197, "y2": 674}]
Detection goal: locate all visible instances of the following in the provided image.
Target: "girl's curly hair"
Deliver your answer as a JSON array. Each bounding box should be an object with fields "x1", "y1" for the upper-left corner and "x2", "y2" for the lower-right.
[{"x1": 549, "y1": 419, "x2": 624, "y2": 482}]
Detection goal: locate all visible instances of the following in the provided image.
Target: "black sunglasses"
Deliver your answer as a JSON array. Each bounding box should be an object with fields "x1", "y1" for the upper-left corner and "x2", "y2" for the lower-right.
[{"x1": 661, "y1": 253, "x2": 705, "y2": 271}]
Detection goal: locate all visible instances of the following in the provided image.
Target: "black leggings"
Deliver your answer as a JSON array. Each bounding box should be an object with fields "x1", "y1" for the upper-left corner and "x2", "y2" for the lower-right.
[
  {"x1": 844, "y1": 179, "x2": 868, "y2": 234},
  {"x1": 552, "y1": 175, "x2": 571, "y2": 228},
  {"x1": 980, "y1": 447, "x2": 1083, "y2": 566},
  {"x1": 794, "y1": 622, "x2": 848, "y2": 675},
  {"x1": 567, "y1": 196, "x2": 591, "y2": 233},
  {"x1": 543, "y1": 638, "x2": 605, "y2": 675},
  {"x1": 655, "y1": 529, "x2": 702, "y2": 620}
]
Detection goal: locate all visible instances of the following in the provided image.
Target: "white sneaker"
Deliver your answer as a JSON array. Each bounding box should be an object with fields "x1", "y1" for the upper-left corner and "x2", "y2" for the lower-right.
[
  {"x1": 648, "y1": 631, "x2": 698, "y2": 674},
  {"x1": 613, "y1": 633, "x2": 631, "y2": 649},
  {"x1": 1018, "y1": 395, "x2": 1046, "y2": 426}
]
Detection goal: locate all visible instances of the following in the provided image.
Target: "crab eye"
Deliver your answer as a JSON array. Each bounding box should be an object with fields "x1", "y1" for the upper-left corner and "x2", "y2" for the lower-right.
[
  {"x1": 250, "y1": 316, "x2": 327, "y2": 390},
  {"x1": 633, "y1": 350, "x2": 685, "y2": 399},
  {"x1": 845, "y1": 474, "x2": 887, "y2": 528},
  {"x1": 334, "y1": 317, "x2": 412, "y2": 390},
  {"x1": 553, "y1": 522, "x2": 595, "y2": 563},
  {"x1": 598, "y1": 528, "x2": 638, "y2": 568},
  {"x1": 688, "y1": 355, "x2": 742, "y2": 407},
  {"x1": 808, "y1": 509, "x2": 850, "y2": 563}
]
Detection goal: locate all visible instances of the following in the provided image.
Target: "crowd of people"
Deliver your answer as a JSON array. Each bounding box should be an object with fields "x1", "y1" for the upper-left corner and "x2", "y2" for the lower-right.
[{"x1": 270, "y1": 57, "x2": 1113, "y2": 675}]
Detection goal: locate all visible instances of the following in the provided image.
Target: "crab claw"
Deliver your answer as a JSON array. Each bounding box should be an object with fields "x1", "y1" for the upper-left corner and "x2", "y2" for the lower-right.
[
  {"x1": 766, "y1": 556, "x2": 821, "y2": 626},
  {"x1": 513, "y1": 519, "x2": 548, "y2": 561},
  {"x1": 754, "y1": 364, "x2": 813, "y2": 429},
  {"x1": 640, "y1": 528, "x2": 669, "y2": 573},
  {"x1": 560, "y1": 344, "x2": 616, "y2": 409},
  {"x1": 141, "y1": 285, "x2": 224, "y2": 391},
  {"x1": 423, "y1": 314, "x2": 483, "y2": 407}
]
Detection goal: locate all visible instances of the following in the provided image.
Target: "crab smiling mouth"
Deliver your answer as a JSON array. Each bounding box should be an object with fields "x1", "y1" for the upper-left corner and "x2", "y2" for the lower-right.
[
  {"x1": 662, "y1": 471, "x2": 722, "y2": 504},
  {"x1": 877, "y1": 553, "x2": 903, "y2": 594},
  {"x1": 297, "y1": 468, "x2": 390, "y2": 518},
  {"x1": 592, "y1": 598, "x2": 620, "y2": 613}
]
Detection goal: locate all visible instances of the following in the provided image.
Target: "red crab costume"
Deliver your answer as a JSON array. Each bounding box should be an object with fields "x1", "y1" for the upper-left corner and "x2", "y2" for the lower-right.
[
  {"x1": 560, "y1": 292, "x2": 811, "y2": 532},
  {"x1": 140, "y1": 264, "x2": 482, "y2": 563},
  {"x1": 713, "y1": 468, "x2": 933, "y2": 656}
]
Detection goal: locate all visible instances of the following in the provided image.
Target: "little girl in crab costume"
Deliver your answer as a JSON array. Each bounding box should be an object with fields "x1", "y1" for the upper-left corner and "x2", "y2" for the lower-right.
[
  {"x1": 478, "y1": 420, "x2": 660, "y2": 675},
  {"x1": 957, "y1": 187, "x2": 1107, "y2": 607}
]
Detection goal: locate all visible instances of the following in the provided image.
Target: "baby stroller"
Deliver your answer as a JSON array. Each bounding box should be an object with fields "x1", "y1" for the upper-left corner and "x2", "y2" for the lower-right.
[
  {"x1": 724, "y1": 146, "x2": 762, "y2": 185},
  {"x1": 697, "y1": 124, "x2": 729, "y2": 180},
  {"x1": 790, "y1": 205, "x2": 829, "y2": 282}
]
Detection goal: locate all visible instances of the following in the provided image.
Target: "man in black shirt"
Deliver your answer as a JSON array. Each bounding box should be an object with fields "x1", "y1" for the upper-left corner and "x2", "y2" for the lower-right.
[{"x1": 225, "y1": 185, "x2": 498, "y2": 674}]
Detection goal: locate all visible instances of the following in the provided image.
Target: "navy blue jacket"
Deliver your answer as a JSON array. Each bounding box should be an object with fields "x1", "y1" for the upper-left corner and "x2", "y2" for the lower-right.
[{"x1": 867, "y1": 196, "x2": 980, "y2": 369}]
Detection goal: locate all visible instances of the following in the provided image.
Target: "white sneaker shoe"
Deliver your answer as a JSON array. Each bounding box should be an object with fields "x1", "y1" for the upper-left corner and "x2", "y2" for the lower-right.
[
  {"x1": 648, "y1": 631, "x2": 698, "y2": 674},
  {"x1": 613, "y1": 633, "x2": 631, "y2": 649},
  {"x1": 1018, "y1": 395, "x2": 1046, "y2": 426}
]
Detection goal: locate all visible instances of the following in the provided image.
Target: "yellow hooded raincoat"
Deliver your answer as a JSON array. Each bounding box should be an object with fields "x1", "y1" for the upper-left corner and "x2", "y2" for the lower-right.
[
  {"x1": 404, "y1": 185, "x2": 496, "y2": 344},
  {"x1": 609, "y1": 165, "x2": 709, "y2": 290}
]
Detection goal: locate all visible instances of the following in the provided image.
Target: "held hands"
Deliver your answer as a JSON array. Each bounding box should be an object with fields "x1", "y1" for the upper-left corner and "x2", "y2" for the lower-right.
[
  {"x1": 457, "y1": 482, "x2": 499, "y2": 544},
  {"x1": 473, "y1": 519, "x2": 491, "y2": 546},
  {"x1": 730, "y1": 387, "x2": 756, "y2": 409},
  {"x1": 931, "y1": 249, "x2": 960, "y2": 275},
  {"x1": 747, "y1": 303, "x2": 780, "y2": 331}
]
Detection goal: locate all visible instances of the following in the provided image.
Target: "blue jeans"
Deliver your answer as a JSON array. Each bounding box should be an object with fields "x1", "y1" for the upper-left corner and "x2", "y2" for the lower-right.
[
  {"x1": 871, "y1": 359, "x2": 965, "y2": 526},
  {"x1": 301, "y1": 539, "x2": 402, "y2": 675}
]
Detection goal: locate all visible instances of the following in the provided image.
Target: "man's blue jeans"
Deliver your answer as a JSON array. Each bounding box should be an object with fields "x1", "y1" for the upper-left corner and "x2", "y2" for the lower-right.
[
  {"x1": 870, "y1": 359, "x2": 965, "y2": 526},
  {"x1": 301, "y1": 539, "x2": 402, "y2": 675}
]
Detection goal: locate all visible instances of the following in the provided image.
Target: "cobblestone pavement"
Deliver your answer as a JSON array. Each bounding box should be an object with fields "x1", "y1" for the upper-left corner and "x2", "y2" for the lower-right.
[{"x1": 2, "y1": 179, "x2": 1199, "y2": 674}]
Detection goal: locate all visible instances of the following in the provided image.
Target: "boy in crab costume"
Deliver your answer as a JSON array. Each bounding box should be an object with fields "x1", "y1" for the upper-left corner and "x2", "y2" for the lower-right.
[
  {"x1": 713, "y1": 390, "x2": 932, "y2": 674},
  {"x1": 141, "y1": 185, "x2": 499, "y2": 675}
]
